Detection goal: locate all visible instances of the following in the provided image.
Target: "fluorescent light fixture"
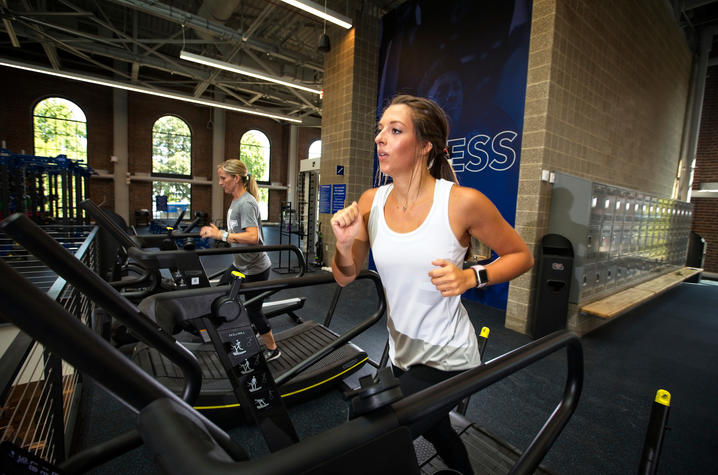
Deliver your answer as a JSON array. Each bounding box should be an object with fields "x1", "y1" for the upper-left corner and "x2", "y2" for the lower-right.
[
  {"x1": 0, "y1": 58, "x2": 302, "y2": 123},
  {"x1": 180, "y1": 50, "x2": 323, "y2": 95},
  {"x1": 280, "y1": 0, "x2": 352, "y2": 29}
]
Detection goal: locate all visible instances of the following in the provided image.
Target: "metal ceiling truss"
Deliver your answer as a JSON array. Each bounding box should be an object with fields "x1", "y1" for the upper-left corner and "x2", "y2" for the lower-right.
[{"x1": 1, "y1": 0, "x2": 326, "y2": 122}]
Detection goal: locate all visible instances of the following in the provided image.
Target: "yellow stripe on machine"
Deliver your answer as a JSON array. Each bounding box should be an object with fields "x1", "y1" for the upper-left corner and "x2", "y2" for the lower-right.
[{"x1": 193, "y1": 356, "x2": 369, "y2": 410}]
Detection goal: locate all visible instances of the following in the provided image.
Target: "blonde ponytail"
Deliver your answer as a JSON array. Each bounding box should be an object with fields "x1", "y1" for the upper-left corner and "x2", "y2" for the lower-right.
[
  {"x1": 219, "y1": 159, "x2": 259, "y2": 199},
  {"x1": 245, "y1": 174, "x2": 259, "y2": 200}
]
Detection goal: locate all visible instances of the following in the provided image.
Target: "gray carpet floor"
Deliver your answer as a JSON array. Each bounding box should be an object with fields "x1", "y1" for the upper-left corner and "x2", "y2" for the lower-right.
[{"x1": 73, "y1": 224, "x2": 718, "y2": 474}]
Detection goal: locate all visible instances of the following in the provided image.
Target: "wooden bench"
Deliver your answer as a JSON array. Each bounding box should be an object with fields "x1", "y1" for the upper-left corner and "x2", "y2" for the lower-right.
[{"x1": 580, "y1": 267, "x2": 703, "y2": 319}]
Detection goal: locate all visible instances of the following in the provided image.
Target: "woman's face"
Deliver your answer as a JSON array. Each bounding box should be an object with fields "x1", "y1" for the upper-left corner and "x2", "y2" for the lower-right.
[
  {"x1": 375, "y1": 104, "x2": 429, "y2": 177},
  {"x1": 217, "y1": 167, "x2": 240, "y2": 195}
]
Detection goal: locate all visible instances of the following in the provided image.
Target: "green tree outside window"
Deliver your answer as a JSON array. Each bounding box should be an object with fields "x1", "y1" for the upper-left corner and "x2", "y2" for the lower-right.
[
  {"x1": 33, "y1": 98, "x2": 87, "y2": 219},
  {"x1": 152, "y1": 116, "x2": 192, "y2": 218},
  {"x1": 152, "y1": 181, "x2": 191, "y2": 218},
  {"x1": 152, "y1": 116, "x2": 191, "y2": 176},
  {"x1": 33, "y1": 97, "x2": 87, "y2": 162},
  {"x1": 240, "y1": 130, "x2": 270, "y2": 220}
]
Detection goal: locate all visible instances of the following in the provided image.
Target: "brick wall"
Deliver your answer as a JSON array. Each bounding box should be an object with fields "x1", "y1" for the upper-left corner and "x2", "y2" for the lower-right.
[
  {"x1": 0, "y1": 68, "x2": 113, "y2": 172},
  {"x1": 297, "y1": 128, "x2": 321, "y2": 161},
  {"x1": 89, "y1": 178, "x2": 115, "y2": 211},
  {"x1": 690, "y1": 199, "x2": 717, "y2": 271},
  {"x1": 126, "y1": 92, "x2": 214, "y2": 221},
  {"x1": 224, "y1": 111, "x2": 292, "y2": 221},
  {"x1": 509, "y1": 0, "x2": 693, "y2": 334},
  {"x1": 692, "y1": 65, "x2": 718, "y2": 272},
  {"x1": 0, "y1": 67, "x2": 298, "y2": 223},
  {"x1": 127, "y1": 92, "x2": 213, "y2": 179},
  {"x1": 192, "y1": 185, "x2": 212, "y2": 221}
]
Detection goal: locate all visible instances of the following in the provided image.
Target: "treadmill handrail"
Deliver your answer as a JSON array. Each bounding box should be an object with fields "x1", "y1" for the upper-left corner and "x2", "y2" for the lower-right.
[
  {"x1": 83, "y1": 198, "x2": 307, "y2": 301},
  {"x1": 128, "y1": 243, "x2": 307, "y2": 305},
  {"x1": 127, "y1": 244, "x2": 307, "y2": 276},
  {"x1": 82, "y1": 199, "x2": 307, "y2": 278},
  {"x1": 134, "y1": 330, "x2": 582, "y2": 475},
  {"x1": 0, "y1": 218, "x2": 581, "y2": 474},
  {"x1": 108, "y1": 265, "x2": 155, "y2": 289},
  {"x1": 394, "y1": 330, "x2": 583, "y2": 475},
  {"x1": 0, "y1": 213, "x2": 203, "y2": 404},
  {"x1": 132, "y1": 232, "x2": 201, "y2": 246},
  {"x1": 135, "y1": 269, "x2": 386, "y2": 387},
  {"x1": 81, "y1": 198, "x2": 197, "y2": 248},
  {"x1": 0, "y1": 257, "x2": 247, "y2": 466},
  {"x1": 271, "y1": 270, "x2": 384, "y2": 386},
  {"x1": 80, "y1": 199, "x2": 137, "y2": 249}
]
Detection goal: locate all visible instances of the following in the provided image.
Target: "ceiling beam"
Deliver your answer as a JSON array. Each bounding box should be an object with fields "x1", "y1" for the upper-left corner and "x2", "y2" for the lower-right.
[
  {"x1": 107, "y1": 0, "x2": 324, "y2": 73},
  {"x1": 242, "y1": 3, "x2": 276, "y2": 42},
  {"x1": 4, "y1": 21, "x2": 314, "y2": 111}
]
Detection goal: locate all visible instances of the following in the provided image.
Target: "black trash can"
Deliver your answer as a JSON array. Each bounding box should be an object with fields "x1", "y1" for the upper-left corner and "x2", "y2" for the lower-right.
[
  {"x1": 531, "y1": 233, "x2": 574, "y2": 339},
  {"x1": 685, "y1": 231, "x2": 706, "y2": 283}
]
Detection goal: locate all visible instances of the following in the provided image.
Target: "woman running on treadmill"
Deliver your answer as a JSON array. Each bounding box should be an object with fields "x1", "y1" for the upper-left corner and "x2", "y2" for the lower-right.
[
  {"x1": 330, "y1": 95, "x2": 533, "y2": 474},
  {"x1": 201, "y1": 159, "x2": 281, "y2": 362}
]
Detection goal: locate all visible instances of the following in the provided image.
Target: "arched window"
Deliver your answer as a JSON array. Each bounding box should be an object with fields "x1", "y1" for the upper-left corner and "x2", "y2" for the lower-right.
[
  {"x1": 33, "y1": 98, "x2": 87, "y2": 219},
  {"x1": 240, "y1": 130, "x2": 270, "y2": 220},
  {"x1": 152, "y1": 115, "x2": 192, "y2": 219},
  {"x1": 152, "y1": 116, "x2": 191, "y2": 176},
  {"x1": 308, "y1": 139, "x2": 321, "y2": 159},
  {"x1": 33, "y1": 97, "x2": 87, "y2": 162}
]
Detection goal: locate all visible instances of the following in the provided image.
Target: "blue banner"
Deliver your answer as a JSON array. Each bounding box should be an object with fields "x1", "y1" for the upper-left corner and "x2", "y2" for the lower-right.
[
  {"x1": 319, "y1": 185, "x2": 331, "y2": 214},
  {"x1": 155, "y1": 195, "x2": 168, "y2": 212},
  {"x1": 376, "y1": 0, "x2": 533, "y2": 310},
  {"x1": 332, "y1": 184, "x2": 347, "y2": 214}
]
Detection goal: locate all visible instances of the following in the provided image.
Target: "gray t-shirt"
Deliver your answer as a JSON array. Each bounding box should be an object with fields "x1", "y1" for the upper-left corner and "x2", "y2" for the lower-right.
[{"x1": 226, "y1": 192, "x2": 272, "y2": 275}]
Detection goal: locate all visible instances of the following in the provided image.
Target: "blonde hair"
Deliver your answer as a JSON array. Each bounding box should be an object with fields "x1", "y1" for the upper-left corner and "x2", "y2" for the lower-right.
[{"x1": 219, "y1": 159, "x2": 259, "y2": 199}]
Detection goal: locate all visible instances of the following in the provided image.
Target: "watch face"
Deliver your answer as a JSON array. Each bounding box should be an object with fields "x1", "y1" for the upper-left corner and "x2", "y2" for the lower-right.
[{"x1": 476, "y1": 267, "x2": 488, "y2": 286}]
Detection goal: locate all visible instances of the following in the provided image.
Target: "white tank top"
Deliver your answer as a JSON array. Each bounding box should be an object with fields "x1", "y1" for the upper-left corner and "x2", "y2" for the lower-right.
[{"x1": 368, "y1": 178, "x2": 482, "y2": 371}]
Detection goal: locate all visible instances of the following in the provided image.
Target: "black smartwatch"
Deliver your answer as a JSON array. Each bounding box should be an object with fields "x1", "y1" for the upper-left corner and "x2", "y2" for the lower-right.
[{"x1": 472, "y1": 265, "x2": 488, "y2": 288}]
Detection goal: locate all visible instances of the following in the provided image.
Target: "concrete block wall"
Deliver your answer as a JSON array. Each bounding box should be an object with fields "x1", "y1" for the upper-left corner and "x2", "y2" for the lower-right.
[
  {"x1": 509, "y1": 0, "x2": 692, "y2": 335},
  {"x1": 320, "y1": 6, "x2": 382, "y2": 262}
]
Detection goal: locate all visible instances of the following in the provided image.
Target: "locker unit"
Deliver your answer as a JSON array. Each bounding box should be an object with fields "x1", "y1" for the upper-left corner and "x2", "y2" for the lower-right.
[{"x1": 548, "y1": 172, "x2": 693, "y2": 306}]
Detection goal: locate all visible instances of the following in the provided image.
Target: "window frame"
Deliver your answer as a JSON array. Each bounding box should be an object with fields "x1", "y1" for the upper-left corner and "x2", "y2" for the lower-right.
[
  {"x1": 150, "y1": 115, "x2": 193, "y2": 219},
  {"x1": 308, "y1": 139, "x2": 322, "y2": 159},
  {"x1": 32, "y1": 96, "x2": 88, "y2": 163},
  {"x1": 239, "y1": 129, "x2": 271, "y2": 185},
  {"x1": 151, "y1": 115, "x2": 193, "y2": 180},
  {"x1": 151, "y1": 180, "x2": 192, "y2": 219}
]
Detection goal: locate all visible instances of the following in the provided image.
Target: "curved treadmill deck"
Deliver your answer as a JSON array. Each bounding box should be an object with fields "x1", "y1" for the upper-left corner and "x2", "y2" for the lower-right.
[{"x1": 131, "y1": 320, "x2": 367, "y2": 415}]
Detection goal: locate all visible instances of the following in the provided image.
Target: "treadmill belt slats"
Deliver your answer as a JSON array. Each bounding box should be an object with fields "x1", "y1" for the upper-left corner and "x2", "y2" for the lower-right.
[
  {"x1": 416, "y1": 412, "x2": 554, "y2": 475},
  {"x1": 131, "y1": 320, "x2": 367, "y2": 412}
]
